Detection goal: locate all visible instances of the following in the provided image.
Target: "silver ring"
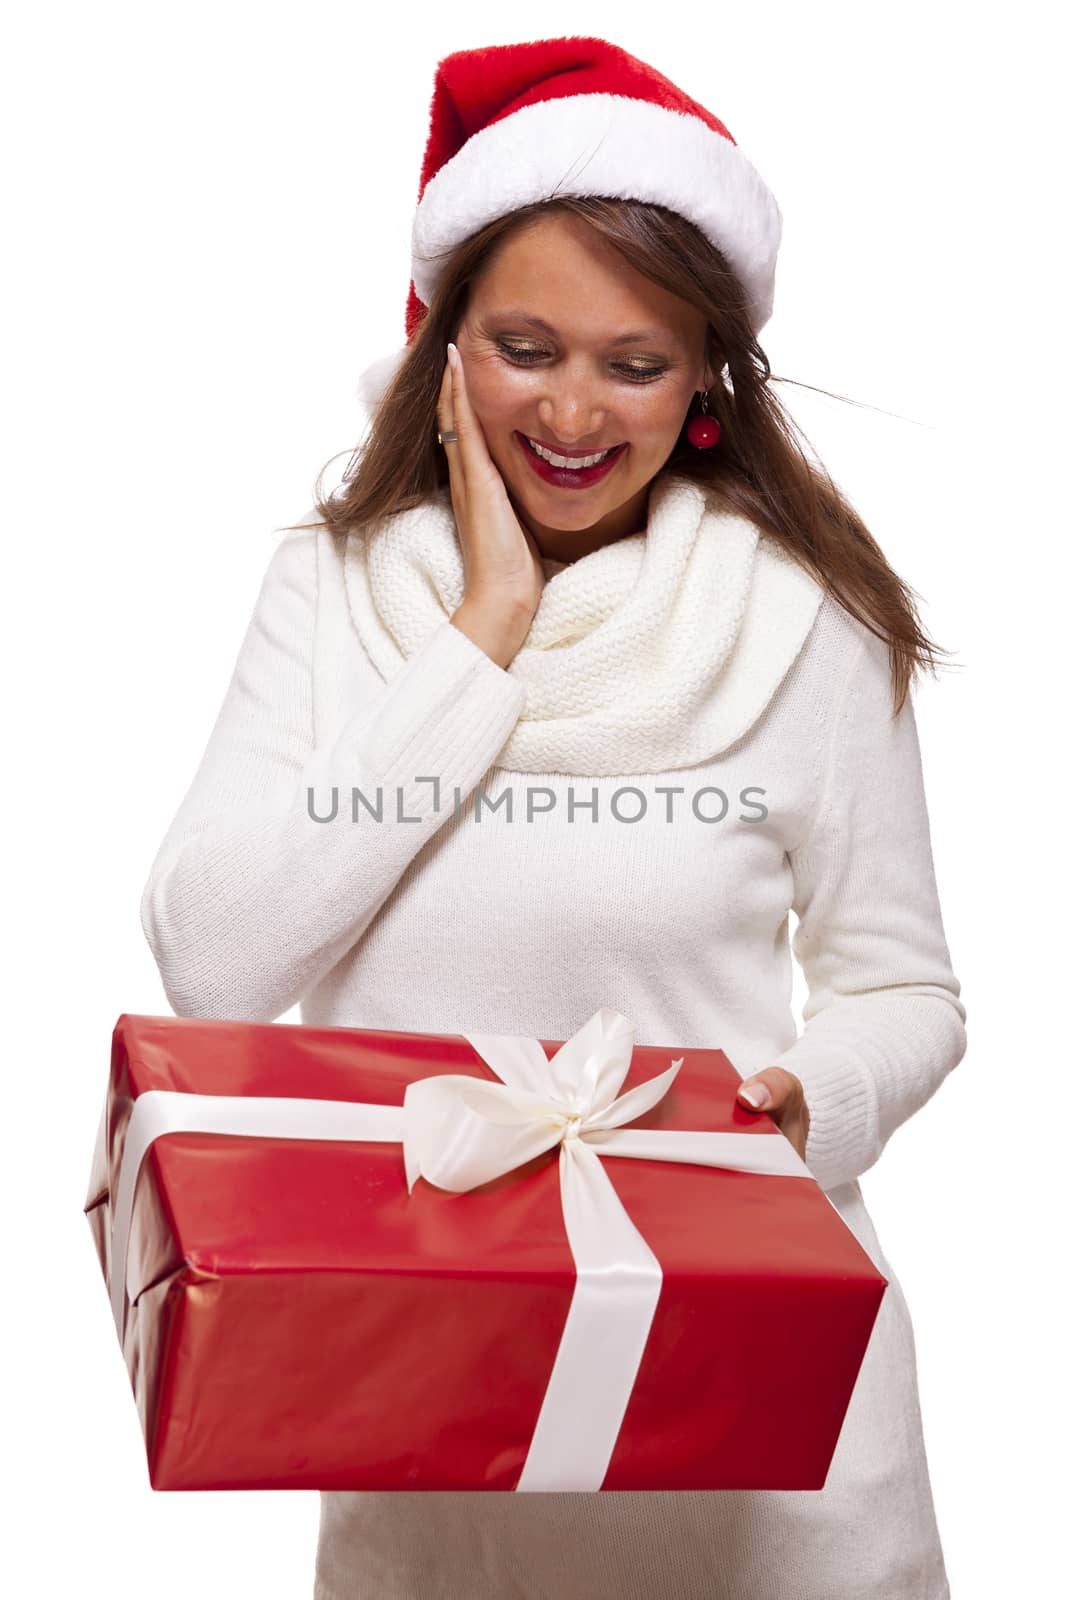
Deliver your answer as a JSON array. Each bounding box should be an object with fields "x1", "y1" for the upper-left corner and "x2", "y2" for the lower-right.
[{"x1": 437, "y1": 429, "x2": 458, "y2": 445}]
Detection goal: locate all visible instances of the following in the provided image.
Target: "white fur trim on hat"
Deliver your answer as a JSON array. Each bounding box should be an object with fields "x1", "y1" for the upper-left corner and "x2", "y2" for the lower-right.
[{"x1": 411, "y1": 93, "x2": 782, "y2": 333}]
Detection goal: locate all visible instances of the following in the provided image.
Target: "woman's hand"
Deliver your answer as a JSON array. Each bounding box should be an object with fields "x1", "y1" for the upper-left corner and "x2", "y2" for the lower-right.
[
  {"x1": 736, "y1": 1068, "x2": 810, "y2": 1162},
  {"x1": 437, "y1": 341, "x2": 545, "y2": 650}
]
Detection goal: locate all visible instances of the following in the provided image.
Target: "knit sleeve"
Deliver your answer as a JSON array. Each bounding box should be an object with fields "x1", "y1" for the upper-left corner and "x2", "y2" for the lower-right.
[
  {"x1": 139, "y1": 528, "x2": 527, "y2": 1021},
  {"x1": 772, "y1": 619, "x2": 967, "y2": 1193}
]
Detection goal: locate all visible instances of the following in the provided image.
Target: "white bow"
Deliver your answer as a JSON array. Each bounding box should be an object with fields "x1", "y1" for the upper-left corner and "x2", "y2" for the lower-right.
[{"x1": 403, "y1": 1007, "x2": 683, "y2": 1193}]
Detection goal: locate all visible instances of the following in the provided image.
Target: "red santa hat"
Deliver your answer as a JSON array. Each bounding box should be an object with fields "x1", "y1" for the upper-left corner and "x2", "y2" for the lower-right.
[{"x1": 356, "y1": 36, "x2": 783, "y2": 410}]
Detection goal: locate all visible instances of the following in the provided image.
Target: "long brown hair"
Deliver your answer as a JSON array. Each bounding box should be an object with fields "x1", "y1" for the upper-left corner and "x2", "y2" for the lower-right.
[{"x1": 287, "y1": 196, "x2": 957, "y2": 715}]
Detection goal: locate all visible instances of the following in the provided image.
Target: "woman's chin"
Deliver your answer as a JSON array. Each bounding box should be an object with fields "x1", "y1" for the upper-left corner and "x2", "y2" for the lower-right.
[{"x1": 516, "y1": 481, "x2": 631, "y2": 532}]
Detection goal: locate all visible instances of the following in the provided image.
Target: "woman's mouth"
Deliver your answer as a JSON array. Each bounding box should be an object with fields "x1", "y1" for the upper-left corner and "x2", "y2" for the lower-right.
[{"x1": 515, "y1": 431, "x2": 627, "y2": 489}]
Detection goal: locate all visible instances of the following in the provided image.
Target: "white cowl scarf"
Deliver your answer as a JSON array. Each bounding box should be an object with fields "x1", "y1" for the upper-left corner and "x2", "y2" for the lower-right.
[{"x1": 344, "y1": 470, "x2": 826, "y2": 777}]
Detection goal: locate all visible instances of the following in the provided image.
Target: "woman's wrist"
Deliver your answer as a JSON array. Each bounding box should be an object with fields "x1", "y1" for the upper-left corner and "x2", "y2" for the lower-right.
[{"x1": 450, "y1": 597, "x2": 532, "y2": 671}]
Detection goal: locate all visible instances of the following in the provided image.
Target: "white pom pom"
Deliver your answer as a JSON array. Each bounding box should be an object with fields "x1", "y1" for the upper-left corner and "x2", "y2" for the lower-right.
[{"x1": 354, "y1": 346, "x2": 408, "y2": 412}]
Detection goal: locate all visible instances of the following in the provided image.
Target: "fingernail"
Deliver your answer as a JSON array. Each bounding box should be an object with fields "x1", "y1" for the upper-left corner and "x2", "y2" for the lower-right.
[
  {"x1": 738, "y1": 1081, "x2": 771, "y2": 1109},
  {"x1": 446, "y1": 342, "x2": 458, "y2": 368}
]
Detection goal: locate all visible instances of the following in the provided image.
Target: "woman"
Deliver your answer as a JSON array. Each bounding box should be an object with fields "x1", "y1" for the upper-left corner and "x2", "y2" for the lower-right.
[{"x1": 139, "y1": 36, "x2": 966, "y2": 1600}]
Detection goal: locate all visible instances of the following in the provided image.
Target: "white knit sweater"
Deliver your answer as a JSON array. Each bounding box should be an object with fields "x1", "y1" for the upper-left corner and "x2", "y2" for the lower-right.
[{"x1": 139, "y1": 480, "x2": 966, "y2": 1600}]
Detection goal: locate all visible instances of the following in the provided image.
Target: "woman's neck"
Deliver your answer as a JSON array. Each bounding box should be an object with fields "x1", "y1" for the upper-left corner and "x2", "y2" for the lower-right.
[{"x1": 520, "y1": 481, "x2": 651, "y2": 565}]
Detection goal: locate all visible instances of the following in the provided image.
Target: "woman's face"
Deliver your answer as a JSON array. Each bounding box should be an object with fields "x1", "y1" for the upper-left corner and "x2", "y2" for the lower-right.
[{"x1": 454, "y1": 212, "x2": 716, "y2": 558}]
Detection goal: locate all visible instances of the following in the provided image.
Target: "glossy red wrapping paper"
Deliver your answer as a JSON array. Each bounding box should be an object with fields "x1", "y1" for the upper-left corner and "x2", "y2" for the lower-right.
[{"x1": 84, "y1": 1013, "x2": 887, "y2": 1492}]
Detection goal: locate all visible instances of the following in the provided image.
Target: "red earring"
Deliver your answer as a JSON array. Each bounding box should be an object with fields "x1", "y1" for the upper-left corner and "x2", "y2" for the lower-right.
[{"x1": 686, "y1": 390, "x2": 721, "y2": 449}]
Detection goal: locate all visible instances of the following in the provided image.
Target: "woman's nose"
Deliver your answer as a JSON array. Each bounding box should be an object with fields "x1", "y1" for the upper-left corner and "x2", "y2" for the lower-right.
[{"x1": 537, "y1": 390, "x2": 608, "y2": 446}]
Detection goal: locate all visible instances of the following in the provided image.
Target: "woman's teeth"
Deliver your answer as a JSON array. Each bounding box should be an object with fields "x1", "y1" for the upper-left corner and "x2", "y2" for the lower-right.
[{"x1": 524, "y1": 436, "x2": 616, "y2": 469}]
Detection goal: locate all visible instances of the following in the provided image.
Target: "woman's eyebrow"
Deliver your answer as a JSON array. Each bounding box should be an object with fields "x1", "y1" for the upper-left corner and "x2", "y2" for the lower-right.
[{"x1": 487, "y1": 310, "x2": 680, "y2": 347}]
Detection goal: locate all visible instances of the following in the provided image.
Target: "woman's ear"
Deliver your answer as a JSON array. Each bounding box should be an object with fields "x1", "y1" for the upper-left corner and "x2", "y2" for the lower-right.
[{"x1": 699, "y1": 331, "x2": 721, "y2": 392}]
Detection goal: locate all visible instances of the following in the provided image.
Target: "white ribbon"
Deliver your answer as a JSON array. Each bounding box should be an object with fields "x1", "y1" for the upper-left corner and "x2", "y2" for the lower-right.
[{"x1": 107, "y1": 1007, "x2": 813, "y2": 1490}]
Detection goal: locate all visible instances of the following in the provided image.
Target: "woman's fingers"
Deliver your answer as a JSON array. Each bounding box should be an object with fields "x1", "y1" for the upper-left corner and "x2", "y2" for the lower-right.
[
  {"x1": 736, "y1": 1067, "x2": 810, "y2": 1161},
  {"x1": 434, "y1": 338, "x2": 545, "y2": 623},
  {"x1": 437, "y1": 355, "x2": 463, "y2": 501},
  {"x1": 444, "y1": 343, "x2": 541, "y2": 570},
  {"x1": 446, "y1": 342, "x2": 507, "y2": 498}
]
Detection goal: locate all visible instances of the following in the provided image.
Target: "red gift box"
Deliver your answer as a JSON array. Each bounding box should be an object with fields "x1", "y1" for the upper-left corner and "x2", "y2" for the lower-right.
[{"x1": 84, "y1": 1009, "x2": 886, "y2": 1492}]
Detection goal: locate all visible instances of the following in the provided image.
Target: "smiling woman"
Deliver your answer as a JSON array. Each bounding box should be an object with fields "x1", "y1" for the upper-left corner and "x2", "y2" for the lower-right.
[
  {"x1": 308, "y1": 177, "x2": 944, "y2": 714},
  {"x1": 136, "y1": 33, "x2": 967, "y2": 1600},
  {"x1": 447, "y1": 213, "x2": 715, "y2": 558}
]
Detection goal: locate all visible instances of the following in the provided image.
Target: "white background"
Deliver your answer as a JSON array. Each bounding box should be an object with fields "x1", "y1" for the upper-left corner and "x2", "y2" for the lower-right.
[{"x1": 4, "y1": 2, "x2": 1060, "y2": 1594}]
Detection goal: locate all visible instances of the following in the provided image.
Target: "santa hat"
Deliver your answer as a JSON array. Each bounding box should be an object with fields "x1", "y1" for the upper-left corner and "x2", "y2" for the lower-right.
[{"x1": 356, "y1": 36, "x2": 782, "y2": 412}]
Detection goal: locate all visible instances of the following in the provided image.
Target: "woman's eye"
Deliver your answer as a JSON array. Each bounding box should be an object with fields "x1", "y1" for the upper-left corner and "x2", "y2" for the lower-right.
[
  {"x1": 496, "y1": 343, "x2": 545, "y2": 365},
  {"x1": 495, "y1": 342, "x2": 666, "y2": 383}
]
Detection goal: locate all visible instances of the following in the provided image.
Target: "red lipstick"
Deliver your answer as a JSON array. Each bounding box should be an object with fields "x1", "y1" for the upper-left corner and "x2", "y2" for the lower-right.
[{"x1": 515, "y1": 431, "x2": 626, "y2": 490}]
